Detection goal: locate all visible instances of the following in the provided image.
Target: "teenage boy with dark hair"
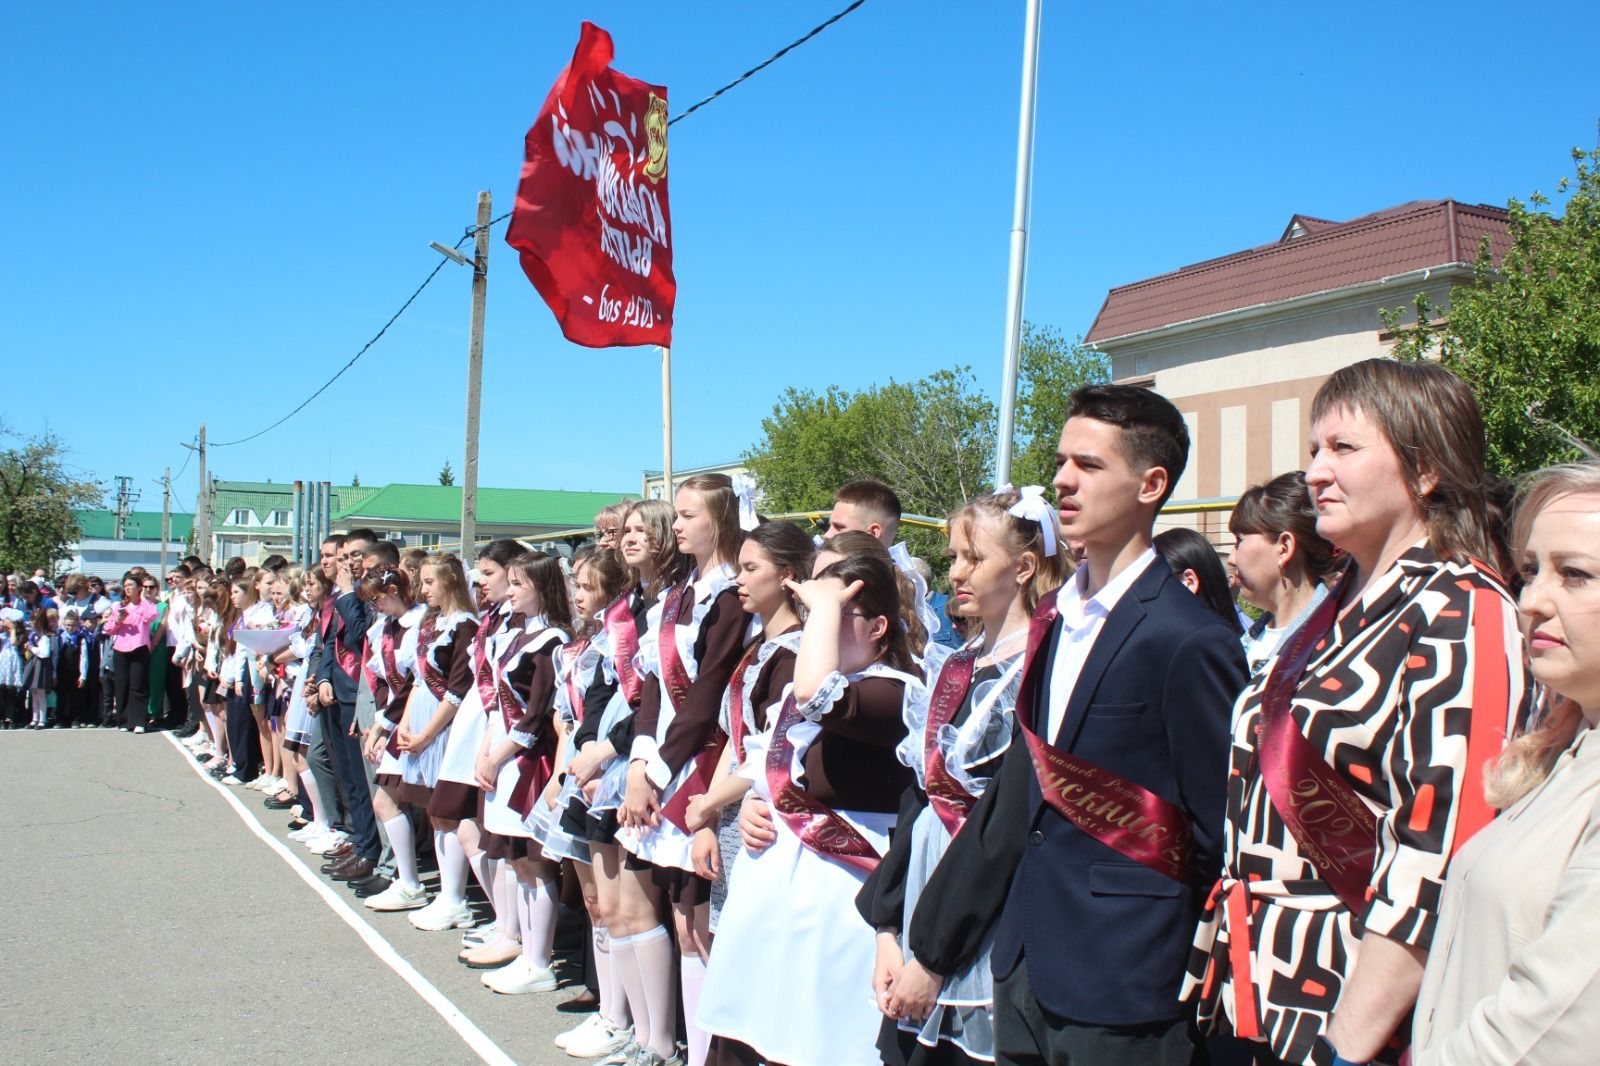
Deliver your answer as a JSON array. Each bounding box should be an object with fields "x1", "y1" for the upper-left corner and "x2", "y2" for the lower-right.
[
  {"x1": 828, "y1": 479, "x2": 903, "y2": 545},
  {"x1": 891, "y1": 384, "x2": 1247, "y2": 1066},
  {"x1": 315, "y1": 528, "x2": 381, "y2": 882}
]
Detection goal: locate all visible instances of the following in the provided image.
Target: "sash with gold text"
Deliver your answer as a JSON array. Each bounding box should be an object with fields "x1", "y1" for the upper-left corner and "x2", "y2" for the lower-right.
[
  {"x1": 765, "y1": 694, "x2": 882, "y2": 874},
  {"x1": 603, "y1": 593, "x2": 644, "y2": 705},
  {"x1": 923, "y1": 648, "x2": 980, "y2": 836},
  {"x1": 1256, "y1": 573, "x2": 1378, "y2": 914},
  {"x1": 1014, "y1": 592, "x2": 1194, "y2": 884}
]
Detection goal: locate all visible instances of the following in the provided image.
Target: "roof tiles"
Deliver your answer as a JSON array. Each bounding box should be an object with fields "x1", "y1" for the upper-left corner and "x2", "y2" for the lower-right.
[{"x1": 1085, "y1": 199, "x2": 1510, "y2": 344}]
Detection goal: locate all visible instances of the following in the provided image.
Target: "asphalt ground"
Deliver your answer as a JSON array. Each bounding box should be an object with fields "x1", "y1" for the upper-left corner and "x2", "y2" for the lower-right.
[{"x1": 0, "y1": 727, "x2": 591, "y2": 1065}]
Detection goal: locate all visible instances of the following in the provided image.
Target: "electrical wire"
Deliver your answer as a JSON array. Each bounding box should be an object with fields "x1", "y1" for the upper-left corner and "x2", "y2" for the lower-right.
[{"x1": 215, "y1": 0, "x2": 869, "y2": 447}]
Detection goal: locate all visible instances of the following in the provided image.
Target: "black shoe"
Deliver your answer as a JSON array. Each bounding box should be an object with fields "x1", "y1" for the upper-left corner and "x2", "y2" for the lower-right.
[
  {"x1": 286, "y1": 817, "x2": 310, "y2": 831},
  {"x1": 264, "y1": 795, "x2": 295, "y2": 810},
  {"x1": 351, "y1": 874, "x2": 392, "y2": 898}
]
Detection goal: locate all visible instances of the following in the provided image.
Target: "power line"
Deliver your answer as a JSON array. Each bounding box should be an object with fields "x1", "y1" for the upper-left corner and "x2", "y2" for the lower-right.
[{"x1": 215, "y1": 0, "x2": 869, "y2": 448}]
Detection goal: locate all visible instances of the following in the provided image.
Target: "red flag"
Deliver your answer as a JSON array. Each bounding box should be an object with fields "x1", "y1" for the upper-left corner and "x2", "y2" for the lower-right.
[{"x1": 506, "y1": 22, "x2": 674, "y2": 348}]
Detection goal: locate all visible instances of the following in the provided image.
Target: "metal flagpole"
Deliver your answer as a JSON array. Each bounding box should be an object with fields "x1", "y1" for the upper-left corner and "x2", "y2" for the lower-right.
[
  {"x1": 993, "y1": 0, "x2": 1042, "y2": 488},
  {"x1": 661, "y1": 346, "x2": 673, "y2": 501}
]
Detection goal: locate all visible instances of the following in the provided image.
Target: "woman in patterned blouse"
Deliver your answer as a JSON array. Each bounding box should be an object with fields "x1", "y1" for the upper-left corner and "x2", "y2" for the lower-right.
[{"x1": 1185, "y1": 359, "x2": 1530, "y2": 1066}]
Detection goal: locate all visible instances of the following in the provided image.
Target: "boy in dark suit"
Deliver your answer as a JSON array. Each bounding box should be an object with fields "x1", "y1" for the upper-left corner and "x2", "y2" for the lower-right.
[{"x1": 889, "y1": 385, "x2": 1247, "y2": 1065}]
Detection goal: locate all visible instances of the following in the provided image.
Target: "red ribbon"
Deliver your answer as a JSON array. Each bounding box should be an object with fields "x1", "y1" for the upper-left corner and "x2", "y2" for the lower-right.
[
  {"x1": 473, "y1": 609, "x2": 508, "y2": 713},
  {"x1": 602, "y1": 593, "x2": 643, "y2": 705},
  {"x1": 724, "y1": 640, "x2": 767, "y2": 764},
  {"x1": 765, "y1": 694, "x2": 883, "y2": 874},
  {"x1": 923, "y1": 648, "x2": 979, "y2": 837},
  {"x1": 656, "y1": 583, "x2": 693, "y2": 711},
  {"x1": 1255, "y1": 573, "x2": 1378, "y2": 914},
  {"x1": 1014, "y1": 591, "x2": 1195, "y2": 885},
  {"x1": 562, "y1": 638, "x2": 590, "y2": 723}
]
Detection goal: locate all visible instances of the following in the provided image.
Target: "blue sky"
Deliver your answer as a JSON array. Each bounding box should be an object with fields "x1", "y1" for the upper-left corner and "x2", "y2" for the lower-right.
[{"x1": 3, "y1": 1, "x2": 1596, "y2": 513}]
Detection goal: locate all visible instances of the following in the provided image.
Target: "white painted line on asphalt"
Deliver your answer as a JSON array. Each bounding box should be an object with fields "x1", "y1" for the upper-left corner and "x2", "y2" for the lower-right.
[{"x1": 161, "y1": 733, "x2": 519, "y2": 1066}]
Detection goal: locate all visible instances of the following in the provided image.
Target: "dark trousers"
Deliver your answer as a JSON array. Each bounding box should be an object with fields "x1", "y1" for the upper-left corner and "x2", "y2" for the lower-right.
[
  {"x1": 157, "y1": 645, "x2": 185, "y2": 725},
  {"x1": 114, "y1": 647, "x2": 151, "y2": 729},
  {"x1": 321, "y1": 698, "x2": 380, "y2": 861},
  {"x1": 993, "y1": 957, "x2": 1197, "y2": 1066},
  {"x1": 56, "y1": 679, "x2": 88, "y2": 726},
  {"x1": 225, "y1": 679, "x2": 262, "y2": 780}
]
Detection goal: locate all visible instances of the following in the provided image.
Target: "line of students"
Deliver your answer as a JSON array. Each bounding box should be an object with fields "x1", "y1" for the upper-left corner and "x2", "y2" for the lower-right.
[{"x1": 154, "y1": 359, "x2": 1599, "y2": 1066}]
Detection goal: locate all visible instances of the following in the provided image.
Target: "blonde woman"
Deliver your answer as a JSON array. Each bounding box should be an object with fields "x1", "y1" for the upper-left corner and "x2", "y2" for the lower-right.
[{"x1": 1411, "y1": 462, "x2": 1600, "y2": 1063}]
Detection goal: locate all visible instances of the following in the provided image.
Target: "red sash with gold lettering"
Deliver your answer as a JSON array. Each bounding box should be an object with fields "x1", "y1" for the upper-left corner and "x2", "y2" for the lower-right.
[
  {"x1": 496, "y1": 628, "x2": 557, "y2": 818},
  {"x1": 924, "y1": 649, "x2": 979, "y2": 836},
  {"x1": 603, "y1": 594, "x2": 643, "y2": 705},
  {"x1": 655, "y1": 583, "x2": 726, "y2": 833},
  {"x1": 417, "y1": 617, "x2": 448, "y2": 701},
  {"x1": 1015, "y1": 592, "x2": 1195, "y2": 884},
  {"x1": 562, "y1": 639, "x2": 590, "y2": 724},
  {"x1": 1256, "y1": 573, "x2": 1378, "y2": 914},
  {"x1": 766, "y1": 694, "x2": 882, "y2": 874},
  {"x1": 724, "y1": 640, "x2": 767, "y2": 762},
  {"x1": 473, "y1": 609, "x2": 506, "y2": 715},
  {"x1": 380, "y1": 621, "x2": 407, "y2": 758}
]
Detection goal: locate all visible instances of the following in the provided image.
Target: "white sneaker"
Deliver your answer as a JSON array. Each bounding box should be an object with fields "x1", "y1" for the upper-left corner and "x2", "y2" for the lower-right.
[
  {"x1": 483, "y1": 956, "x2": 558, "y2": 995},
  {"x1": 181, "y1": 732, "x2": 206, "y2": 749},
  {"x1": 220, "y1": 774, "x2": 243, "y2": 785},
  {"x1": 363, "y1": 881, "x2": 429, "y2": 911},
  {"x1": 597, "y1": 1041, "x2": 642, "y2": 1066},
  {"x1": 287, "y1": 824, "x2": 320, "y2": 842},
  {"x1": 565, "y1": 1021, "x2": 631, "y2": 1059},
  {"x1": 556, "y1": 1013, "x2": 606, "y2": 1050},
  {"x1": 312, "y1": 832, "x2": 351, "y2": 855},
  {"x1": 408, "y1": 898, "x2": 474, "y2": 931}
]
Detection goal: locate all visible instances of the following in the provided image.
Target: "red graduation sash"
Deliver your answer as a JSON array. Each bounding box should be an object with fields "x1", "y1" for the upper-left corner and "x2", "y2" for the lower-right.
[
  {"x1": 1255, "y1": 573, "x2": 1378, "y2": 914},
  {"x1": 562, "y1": 638, "x2": 590, "y2": 723},
  {"x1": 603, "y1": 593, "x2": 644, "y2": 705},
  {"x1": 495, "y1": 627, "x2": 558, "y2": 817},
  {"x1": 923, "y1": 648, "x2": 980, "y2": 837},
  {"x1": 765, "y1": 693, "x2": 883, "y2": 874},
  {"x1": 724, "y1": 639, "x2": 767, "y2": 762},
  {"x1": 1015, "y1": 591, "x2": 1195, "y2": 885},
  {"x1": 473, "y1": 609, "x2": 506, "y2": 713},
  {"x1": 380, "y1": 621, "x2": 406, "y2": 758},
  {"x1": 653, "y1": 582, "x2": 725, "y2": 833},
  {"x1": 417, "y1": 617, "x2": 448, "y2": 701}
]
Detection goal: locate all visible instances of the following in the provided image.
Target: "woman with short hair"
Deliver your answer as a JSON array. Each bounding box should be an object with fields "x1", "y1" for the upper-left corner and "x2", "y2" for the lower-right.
[{"x1": 1186, "y1": 359, "x2": 1531, "y2": 1065}]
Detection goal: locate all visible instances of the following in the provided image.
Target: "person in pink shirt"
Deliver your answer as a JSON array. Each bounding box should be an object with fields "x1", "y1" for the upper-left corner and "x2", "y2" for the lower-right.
[{"x1": 104, "y1": 570, "x2": 159, "y2": 733}]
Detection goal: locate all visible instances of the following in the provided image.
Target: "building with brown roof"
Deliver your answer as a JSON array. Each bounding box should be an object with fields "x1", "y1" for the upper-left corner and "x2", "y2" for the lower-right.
[{"x1": 1085, "y1": 198, "x2": 1509, "y2": 536}]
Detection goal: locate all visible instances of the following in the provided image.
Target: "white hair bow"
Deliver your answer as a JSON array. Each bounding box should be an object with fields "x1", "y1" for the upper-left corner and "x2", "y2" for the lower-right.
[
  {"x1": 731, "y1": 473, "x2": 760, "y2": 532},
  {"x1": 1007, "y1": 485, "x2": 1059, "y2": 557}
]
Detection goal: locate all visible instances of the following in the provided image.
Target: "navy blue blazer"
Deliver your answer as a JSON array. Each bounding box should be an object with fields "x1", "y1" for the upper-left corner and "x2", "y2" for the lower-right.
[
  {"x1": 315, "y1": 590, "x2": 373, "y2": 706},
  {"x1": 907, "y1": 556, "x2": 1246, "y2": 1025}
]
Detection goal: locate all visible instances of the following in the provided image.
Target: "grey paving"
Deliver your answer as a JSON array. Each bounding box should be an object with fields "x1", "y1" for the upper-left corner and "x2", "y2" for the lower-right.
[{"x1": 0, "y1": 728, "x2": 588, "y2": 1065}]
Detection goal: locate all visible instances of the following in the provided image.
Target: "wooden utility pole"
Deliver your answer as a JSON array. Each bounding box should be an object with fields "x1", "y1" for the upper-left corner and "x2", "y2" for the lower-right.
[
  {"x1": 460, "y1": 191, "x2": 490, "y2": 555},
  {"x1": 182, "y1": 423, "x2": 211, "y2": 564},
  {"x1": 160, "y1": 467, "x2": 171, "y2": 579},
  {"x1": 661, "y1": 347, "x2": 673, "y2": 501}
]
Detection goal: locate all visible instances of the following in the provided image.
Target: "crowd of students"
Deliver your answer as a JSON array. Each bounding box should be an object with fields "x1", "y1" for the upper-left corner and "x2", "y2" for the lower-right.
[{"x1": 13, "y1": 358, "x2": 1600, "y2": 1066}]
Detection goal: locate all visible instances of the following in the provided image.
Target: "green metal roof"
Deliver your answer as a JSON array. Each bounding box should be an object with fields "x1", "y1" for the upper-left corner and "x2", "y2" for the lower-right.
[
  {"x1": 212, "y1": 480, "x2": 376, "y2": 527},
  {"x1": 333, "y1": 484, "x2": 631, "y2": 528},
  {"x1": 75, "y1": 509, "x2": 194, "y2": 541}
]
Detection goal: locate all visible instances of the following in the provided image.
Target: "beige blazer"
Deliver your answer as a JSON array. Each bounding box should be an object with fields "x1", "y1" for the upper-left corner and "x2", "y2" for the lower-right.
[{"x1": 1412, "y1": 725, "x2": 1600, "y2": 1064}]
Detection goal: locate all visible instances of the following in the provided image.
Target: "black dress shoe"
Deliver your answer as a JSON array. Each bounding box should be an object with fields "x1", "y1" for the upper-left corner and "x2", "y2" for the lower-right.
[
  {"x1": 331, "y1": 857, "x2": 376, "y2": 882},
  {"x1": 286, "y1": 818, "x2": 310, "y2": 831},
  {"x1": 264, "y1": 795, "x2": 295, "y2": 810},
  {"x1": 352, "y1": 874, "x2": 392, "y2": 898}
]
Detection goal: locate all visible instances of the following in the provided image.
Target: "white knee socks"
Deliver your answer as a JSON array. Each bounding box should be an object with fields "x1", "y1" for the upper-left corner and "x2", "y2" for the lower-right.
[
  {"x1": 632, "y1": 925, "x2": 676, "y2": 1058},
  {"x1": 298, "y1": 770, "x2": 326, "y2": 829},
  {"x1": 680, "y1": 951, "x2": 709, "y2": 1066},
  {"x1": 593, "y1": 925, "x2": 631, "y2": 1028},
  {"x1": 383, "y1": 814, "x2": 419, "y2": 889},
  {"x1": 519, "y1": 875, "x2": 559, "y2": 969},
  {"x1": 435, "y1": 828, "x2": 467, "y2": 906}
]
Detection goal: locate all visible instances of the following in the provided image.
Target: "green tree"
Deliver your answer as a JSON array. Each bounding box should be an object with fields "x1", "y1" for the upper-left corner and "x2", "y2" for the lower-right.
[
  {"x1": 439, "y1": 459, "x2": 456, "y2": 486},
  {"x1": 0, "y1": 425, "x2": 102, "y2": 575},
  {"x1": 1384, "y1": 143, "x2": 1600, "y2": 474},
  {"x1": 1008, "y1": 323, "x2": 1111, "y2": 489},
  {"x1": 351, "y1": 472, "x2": 361, "y2": 487}
]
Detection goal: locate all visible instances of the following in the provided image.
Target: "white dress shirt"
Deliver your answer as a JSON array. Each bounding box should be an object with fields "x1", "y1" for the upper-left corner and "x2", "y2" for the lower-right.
[{"x1": 1045, "y1": 547, "x2": 1157, "y2": 741}]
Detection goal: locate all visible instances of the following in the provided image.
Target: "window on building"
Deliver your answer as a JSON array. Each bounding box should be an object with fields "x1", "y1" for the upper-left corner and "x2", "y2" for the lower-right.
[
  {"x1": 419, "y1": 533, "x2": 441, "y2": 549},
  {"x1": 226, "y1": 508, "x2": 252, "y2": 526},
  {"x1": 268, "y1": 509, "x2": 291, "y2": 527}
]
